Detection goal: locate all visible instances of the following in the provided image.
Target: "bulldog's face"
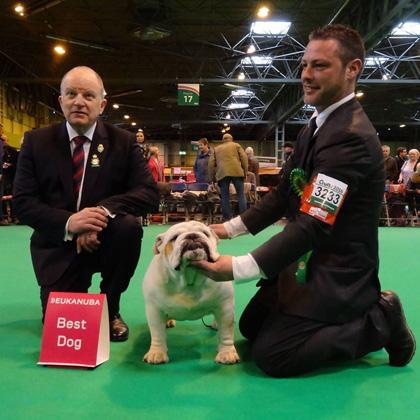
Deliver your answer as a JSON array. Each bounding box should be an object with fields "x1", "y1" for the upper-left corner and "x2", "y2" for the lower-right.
[{"x1": 154, "y1": 221, "x2": 220, "y2": 271}]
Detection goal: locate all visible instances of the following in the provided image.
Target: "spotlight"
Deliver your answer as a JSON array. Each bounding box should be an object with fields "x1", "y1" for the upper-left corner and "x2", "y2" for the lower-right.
[
  {"x1": 257, "y1": 6, "x2": 270, "y2": 18},
  {"x1": 53, "y1": 45, "x2": 66, "y2": 55},
  {"x1": 14, "y1": 3, "x2": 25, "y2": 16}
]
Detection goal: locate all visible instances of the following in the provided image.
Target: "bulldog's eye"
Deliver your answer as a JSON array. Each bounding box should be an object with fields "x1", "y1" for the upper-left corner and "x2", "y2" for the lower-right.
[
  {"x1": 171, "y1": 235, "x2": 178, "y2": 241},
  {"x1": 203, "y1": 231, "x2": 210, "y2": 237}
]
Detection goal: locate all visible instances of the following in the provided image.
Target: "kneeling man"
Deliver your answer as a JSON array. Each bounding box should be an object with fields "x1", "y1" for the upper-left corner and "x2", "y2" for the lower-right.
[{"x1": 13, "y1": 66, "x2": 159, "y2": 341}]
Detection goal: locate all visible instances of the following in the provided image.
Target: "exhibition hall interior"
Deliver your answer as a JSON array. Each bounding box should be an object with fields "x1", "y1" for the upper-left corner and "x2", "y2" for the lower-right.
[{"x1": 0, "y1": 1, "x2": 419, "y2": 419}]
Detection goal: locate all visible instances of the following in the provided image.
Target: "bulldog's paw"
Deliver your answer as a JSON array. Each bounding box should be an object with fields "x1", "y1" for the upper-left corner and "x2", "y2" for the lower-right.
[
  {"x1": 166, "y1": 319, "x2": 176, "y2": 328},
  {"x1": 143, "y1": 349, "x2": 169, "y2": 364},
  {"x1": 215, "y1": 347, "x2": 240, "y2": 364}
]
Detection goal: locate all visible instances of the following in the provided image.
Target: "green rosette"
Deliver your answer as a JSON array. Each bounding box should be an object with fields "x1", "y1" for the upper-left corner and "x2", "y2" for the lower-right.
[
  {"x1": 290, "y1": 168, "x2": 308, "y2": 197},
  {"x1": 290, "y1": 167, "x2": 311, "y2": 284}
]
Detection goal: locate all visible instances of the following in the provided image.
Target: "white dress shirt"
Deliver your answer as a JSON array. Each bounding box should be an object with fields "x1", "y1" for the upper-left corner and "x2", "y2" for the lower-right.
[{"x1": 64, "y1": 122, "x2": 97, "y2": 240}]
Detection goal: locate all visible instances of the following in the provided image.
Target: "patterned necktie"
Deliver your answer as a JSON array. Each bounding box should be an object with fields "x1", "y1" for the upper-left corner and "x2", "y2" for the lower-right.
[
  {"x1": 72, "y1": 136, "x2": 87, "y2": 197},
  {"x1": 306, "y1": 117, "x2": 317, "y2": 140}
]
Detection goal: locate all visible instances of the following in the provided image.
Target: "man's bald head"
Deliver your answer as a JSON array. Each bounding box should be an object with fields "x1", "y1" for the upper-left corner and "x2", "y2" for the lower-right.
[
  {"x1": 60, "y1": 66, "x2": 106, "y2": 99},
  {"x1": 222, "y1": 133, "x2": 233, "y2": 142}
]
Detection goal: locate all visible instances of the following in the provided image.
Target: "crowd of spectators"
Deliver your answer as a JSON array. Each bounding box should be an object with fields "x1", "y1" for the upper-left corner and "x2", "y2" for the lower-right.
[{"x1": 381, "y1": 145, "x2": 420, "y2": 225}]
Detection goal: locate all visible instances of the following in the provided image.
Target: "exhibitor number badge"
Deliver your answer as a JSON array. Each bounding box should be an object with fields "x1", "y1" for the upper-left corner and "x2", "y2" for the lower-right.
[{"x1": 300, "y1": 173, "x2": 348, "y2": 225}]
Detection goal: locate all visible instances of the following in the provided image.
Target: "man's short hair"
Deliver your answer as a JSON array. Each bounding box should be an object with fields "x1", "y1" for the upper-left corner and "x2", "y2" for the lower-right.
[
  {"x1": 284, "y1": 142, "x2": 294, "y2": 149},
  {"x1": 396, "y1": 147, "x2": 407, "y2": 155},
  {"x1": 382, "y1": 145, "x2": 390, "y2": 150},
  {"x1": 309, "y1": 24, "x2": 365, "y2": 68},
  {"x1": 198, "y1": 137, "x2": 208, "y2": 146},
  {"x1": 222, "y1": 133, "x2": 233, "y2": 141}
]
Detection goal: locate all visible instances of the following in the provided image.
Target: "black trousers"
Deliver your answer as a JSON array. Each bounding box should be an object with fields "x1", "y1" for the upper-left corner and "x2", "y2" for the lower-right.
[
  {"x1": 40, "y1": 214, "x2": 142, "y2": 318},
  {"x1": 239, "y1": 280, "x2": 391, "y2": 377}
]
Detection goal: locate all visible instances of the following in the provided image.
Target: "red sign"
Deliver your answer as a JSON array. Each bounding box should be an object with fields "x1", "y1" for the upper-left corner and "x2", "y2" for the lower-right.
[{"x1": 39, "y1": 292, "x2": 109, "y2": 368}]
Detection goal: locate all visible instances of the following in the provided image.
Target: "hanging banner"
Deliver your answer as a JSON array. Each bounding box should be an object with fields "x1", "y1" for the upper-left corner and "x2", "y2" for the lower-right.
[
  {"x1": 38, "y1": 292, "x2": 109, "y2": 368},
  {"x1": 177, "y1": 84, "x2": 200, "y2": 106}
]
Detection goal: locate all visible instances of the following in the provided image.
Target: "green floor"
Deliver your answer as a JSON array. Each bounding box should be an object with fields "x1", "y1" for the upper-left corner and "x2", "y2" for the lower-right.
[{"x1": 0, "y1": 225, "x2": 419, "y2": 420}]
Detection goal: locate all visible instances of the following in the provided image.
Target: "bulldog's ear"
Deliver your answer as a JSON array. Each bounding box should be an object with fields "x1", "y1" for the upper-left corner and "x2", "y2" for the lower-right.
[
  {"x1": 209, "y1": 228, "x2": 220, "y2": 244},
  {"x1": 153, "y1": 234, "x2": 165, "y2": 255}
]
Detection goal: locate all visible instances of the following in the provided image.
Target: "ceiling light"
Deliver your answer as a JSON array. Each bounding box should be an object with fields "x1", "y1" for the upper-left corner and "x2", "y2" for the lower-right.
[
  {"x1": 112, "y1": 104, "x2": 120, "y2": 109},
  {"x1": 247, "y1": 44, "x2": 256, "y2": 54},
  {"x1": 232, "y1": 89, "x2": 254, "y2": 97},
  {"x1": 250, "y1": 21, "x2": 291, "y2": 36},
  {"x1": 14, "y1": 3, "x2": 25, "y2": 16},
  {"x1": 227, "y1": 103, "x2": 249, "y2": 110},
  {"x1": 257, "y1": 6, "x2": 270, "y2": 19},
  {"x1": 382, "y1": 74, "x2": 389, "y2": 80},
  {"x1": 221, "y1": 128, "x2": 226, "y2": 133},
  {"x1": 391, "y1": 22, "x2": 420, "y2": 36},
  {"x1": 131, "y1": 122, "x2": 137, "y2": 126},
  {"x1": 226, "y1": 113, "x2": 231, "y2": 119},
  {"x1": 124, "y1": 114, "x2": 130, "y2": 119},
  {"x1": 356, "y1": 91, "x2": 364, "y2": 98},
  {"x1": 223, "y1": 123, "x2": 228, "y2": 127},
  {"x1": 241, "y1": 55, "x2": 273, "y2": 66},
  {"x1": 53, "y1": 45, "x2": 66, "y2": 55},
  {"x1": 388, "y1": 128, "x2": 391, "y2": 131},
  {"x1": 237, "y1": 72, "x2": 246, "y2": 80},
  {"x1": 399, "y1": 124, "x2": 406, "y2": 128},
  {"x1": 365, "y1": 56, "x2": 388, "y2": 67}
]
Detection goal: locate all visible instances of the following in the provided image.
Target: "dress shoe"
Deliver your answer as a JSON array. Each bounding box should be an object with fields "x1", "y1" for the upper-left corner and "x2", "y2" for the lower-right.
[
  {"x1": 379, "y1": 290, "x2": 416, "y2": 366},
  {"x1": 109, "y1": 314, "x2": 129, "y2": 342}
]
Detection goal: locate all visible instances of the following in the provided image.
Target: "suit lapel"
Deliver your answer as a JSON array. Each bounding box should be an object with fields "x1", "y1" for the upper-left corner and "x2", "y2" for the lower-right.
[
  {"x1": 54, "y1": 123, "x2": 74, "y2": 203},
  {"x1": 80, "y1": 121, "x2": 109, "y2": 208},
  {"x1": 296, "y1": 124, "x2": 318, "y2": 171}
]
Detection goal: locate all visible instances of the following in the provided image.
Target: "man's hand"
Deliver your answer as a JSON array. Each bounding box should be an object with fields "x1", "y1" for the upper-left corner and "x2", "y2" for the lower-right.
[
  {"x1": 68, "y1": 207, "x2": 108, "y2": 234},
  {"x1": 210, "y1": 224, "x2": 229, "y2": 239},
  {"x1": 76, "y1": 231, "x2": 101, "y2": 254},
  {"x1": 190, "y1": 256, "x2": 233, "y2": 282}
]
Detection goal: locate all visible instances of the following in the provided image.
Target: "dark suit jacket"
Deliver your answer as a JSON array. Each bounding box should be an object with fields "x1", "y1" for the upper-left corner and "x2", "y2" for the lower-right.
[
  {"x1": 13, "y1": 121, "x2": 159, "y2": 286},
  {"x1": 241, "y1": 99, "x2": 385, "y2": 323}
]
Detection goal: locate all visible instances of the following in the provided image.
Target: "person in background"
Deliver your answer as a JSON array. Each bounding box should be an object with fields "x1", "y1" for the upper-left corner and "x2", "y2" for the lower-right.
[
  {"x1": 0, "y1": 125, "x2": 4, "y2": 226},
  {"x1": 193, "y1": 24, "x2": 415, "y2": 377},
  {"x1": 245, "y1": 147, "x2": 260, "y2": 186},
  {"x1": 398, "y1": 148, "x2": 419, "y2": 185},
  {"x1": 193, "y1": 137, "x2": 212, "y2": 183},
  {"x1": 13, "y1": 66, "x2": 159, "y2": 341},
  {"x1": 283, "y1": 141, "x2": 295, "y2": 162},
  {"x1": 148, "y1": 146, "x2": 164, "y2": 183},
  {"x1": 208, "y1": 133, "x2": 248, "y2": 221},
  {"x1": 382, "y1": 145, "x2": 398, "y2": 183},
  {"x1": 395, "y1": 147, "x2": 407, "y2": 174},
  {"x1": 136, "y1": 128, "x2": 149, "y2": 160}
]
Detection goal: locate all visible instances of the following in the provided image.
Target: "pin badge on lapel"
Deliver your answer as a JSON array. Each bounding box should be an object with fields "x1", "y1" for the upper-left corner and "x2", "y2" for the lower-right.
[
  {"x1": 91, "y1": 154, "x2": 100, "y2": 168},
  {"x1": 97, "y1": 144, "x2": 104, "y2": 153}
]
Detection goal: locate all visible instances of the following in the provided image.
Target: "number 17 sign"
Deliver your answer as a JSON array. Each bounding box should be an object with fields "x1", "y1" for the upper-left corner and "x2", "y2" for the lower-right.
[{"x1": 177, "y1": 84, "x2": 200, "y2": 106}]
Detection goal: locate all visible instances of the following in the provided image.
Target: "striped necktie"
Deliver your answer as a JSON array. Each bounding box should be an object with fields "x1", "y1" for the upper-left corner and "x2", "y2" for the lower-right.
[{"x1": 72, "y1": 136, "x2": 87, "y2": 198}]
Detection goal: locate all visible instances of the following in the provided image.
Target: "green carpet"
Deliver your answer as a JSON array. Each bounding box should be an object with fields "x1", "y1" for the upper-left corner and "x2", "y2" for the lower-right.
[{"x1": 0, "y1": 225, "x2": 418, "y2": 420}]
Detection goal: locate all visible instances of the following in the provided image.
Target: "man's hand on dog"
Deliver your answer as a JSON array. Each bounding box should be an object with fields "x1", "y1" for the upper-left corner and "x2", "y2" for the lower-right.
[{"x1": 191, "y1": 256, "x2": 233, "y2": 282}]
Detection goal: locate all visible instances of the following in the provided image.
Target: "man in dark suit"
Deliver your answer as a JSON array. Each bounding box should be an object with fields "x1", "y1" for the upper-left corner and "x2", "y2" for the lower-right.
[
  {"x1": 193, "y1": 25, "x2": 415, "y2": 376},
  {"x1": 13, "y1": 66, "x2": 159, "y2": 341}
]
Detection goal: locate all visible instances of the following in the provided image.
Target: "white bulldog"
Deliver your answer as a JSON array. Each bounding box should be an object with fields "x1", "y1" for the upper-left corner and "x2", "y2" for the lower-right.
[{"x1": 142, "y1": 221, "x2": 240, "y2": 365}]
